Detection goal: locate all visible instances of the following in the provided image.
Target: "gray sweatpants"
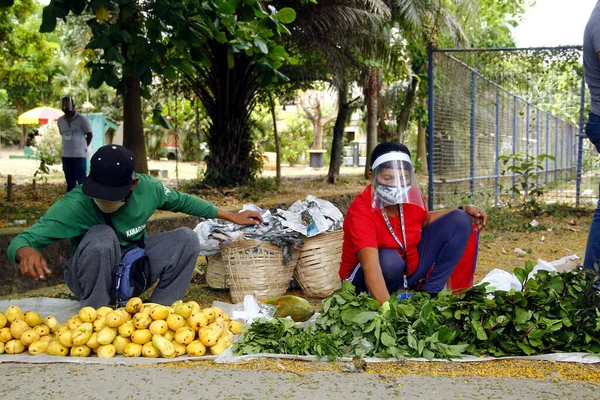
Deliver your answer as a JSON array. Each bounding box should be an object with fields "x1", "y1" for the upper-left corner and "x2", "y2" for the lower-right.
[{"x1": 64, "y1": 225, "x2": 200, "y2": 308}]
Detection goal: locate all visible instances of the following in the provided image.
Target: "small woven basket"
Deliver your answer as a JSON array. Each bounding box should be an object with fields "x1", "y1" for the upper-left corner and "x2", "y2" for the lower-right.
[
  {"x1": 206, "y1": 253, "x2": 229, "y2": 289},
  {"x1": 221, "y1": 239, "x2": 298, "y2": 303},
  {"x1": 295, "y1": 230, "x2": 343, "y2": 298}
]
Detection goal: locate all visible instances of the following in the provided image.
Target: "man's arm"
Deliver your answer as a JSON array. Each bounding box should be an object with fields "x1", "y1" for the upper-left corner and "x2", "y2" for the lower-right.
[
  {"x1": 85, "y1": 131, "x2": 93, "y2": 146},
  {"x1": 15, "y1": 247, "x2": 51, "y2": 280}
]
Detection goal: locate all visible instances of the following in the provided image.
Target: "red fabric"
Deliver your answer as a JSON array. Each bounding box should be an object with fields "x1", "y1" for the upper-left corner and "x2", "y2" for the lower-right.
[
  {"x1": 446, "y1": 227, "x2": 480, "y2": 293},
  {"x1": 339, "y1": 185, "x2": 428, "y2": 280}
]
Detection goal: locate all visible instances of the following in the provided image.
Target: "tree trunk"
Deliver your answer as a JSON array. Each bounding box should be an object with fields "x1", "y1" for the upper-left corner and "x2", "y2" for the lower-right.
[
  {"x1": 397, "y1": 74, "x2": 419, "y2": 142},
  {"x1": 122, "y1": 74, "x2": 148, "y2": 174},
  {"x1": 268, "y1": 92, "x2": 281, "y2": 182},
  {"x1": 364, "y1": 68, "x2": 379, "y2": 178},
  {"x1": 328, "y1": 82, "x2": 349, "y2": 184},
  {"x1": 201, "y1": 46, "x2": 257, "y2": 186},
  {"x1": 416, "y1": 120, "x2": 428, "y2": 174}
]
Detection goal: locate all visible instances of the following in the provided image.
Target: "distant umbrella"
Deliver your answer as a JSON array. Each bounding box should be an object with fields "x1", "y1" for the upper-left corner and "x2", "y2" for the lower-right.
[{"x1": 17, "y1": 107, "x2": 64, "y2": 125}]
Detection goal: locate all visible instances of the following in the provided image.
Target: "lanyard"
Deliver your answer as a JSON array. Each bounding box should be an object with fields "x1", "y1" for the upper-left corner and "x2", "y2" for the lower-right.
[{"x1": 381, "y1": 204, "x2": 409, "y2": 290}]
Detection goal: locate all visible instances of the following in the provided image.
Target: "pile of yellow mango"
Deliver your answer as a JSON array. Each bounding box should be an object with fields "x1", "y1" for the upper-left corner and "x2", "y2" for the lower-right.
[{"x1": 0, "y1": 298, "x2": 245, "y2": 358}]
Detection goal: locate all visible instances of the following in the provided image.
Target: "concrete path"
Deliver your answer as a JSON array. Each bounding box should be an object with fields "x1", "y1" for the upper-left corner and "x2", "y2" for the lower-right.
[{"x1": 1, "y1": 363, "x2": 599, "y2": 400}]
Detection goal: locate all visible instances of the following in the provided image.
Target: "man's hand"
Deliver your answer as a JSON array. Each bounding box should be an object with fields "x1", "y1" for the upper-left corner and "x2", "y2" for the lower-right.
[
  {"x1": 16, "y1": 247, "x2": 52, "y2": 280},
  {"x1": 461, "y1": 204, "x2": 488, "y2": 231},
  {"x1": 217, "y1": 209, "x2": 263, "y2": 226}
]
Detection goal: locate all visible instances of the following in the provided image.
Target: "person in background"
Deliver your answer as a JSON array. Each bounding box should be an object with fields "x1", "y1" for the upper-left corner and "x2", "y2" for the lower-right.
[
  {"x1": 7, "y1": 144, "x2": 263, "y2": 308},
  {"x1": 339, "y1": 142, "x2": 487, "y2": 305},
  {"x1": 57, "y1": 96, "x2": 93, "y2": 192}
]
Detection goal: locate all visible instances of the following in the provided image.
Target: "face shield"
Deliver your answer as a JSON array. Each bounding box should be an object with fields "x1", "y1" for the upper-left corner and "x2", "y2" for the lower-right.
[
  {"x1": 371, "y1": 151, "x2": 425, "y2": 211},
  {"x1": 61, "y1": 97, "x2": 74, "y2": 114}
]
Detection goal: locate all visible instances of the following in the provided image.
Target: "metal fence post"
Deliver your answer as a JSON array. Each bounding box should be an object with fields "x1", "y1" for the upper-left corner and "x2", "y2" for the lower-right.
[
  {"x1": 495, "y1": 91, "x2": 500, "y2": 206},
  {"x1": 427, "y1": 45, "x2": 435, "y2": 210},
  {"x1": 555, "y1": 117, "x2": 559, "y2": 183},
  {"x1": 526, "y1": 103, "x2": 530, "y2": 193},
  {"x1": 513, "y1": 96, "x2": 518, "y2": 200},
  {"x1": 536, "y1": 108, "x2": 540, "y2": 189},
  {"x1": 470, "y1": 70, "x2": 476, "y2": 197},
  {"x1": 545, "y1": 113, "x2": 549, "y2": 186},
  {"x1": 576, "y1": 73, "x2": 586, "y2": 207}
]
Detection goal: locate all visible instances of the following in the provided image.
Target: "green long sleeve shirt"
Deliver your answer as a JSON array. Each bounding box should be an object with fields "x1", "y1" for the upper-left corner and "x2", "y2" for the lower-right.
[{"x1": 7, "y1": 174, "x2": 218, "y2": 263}]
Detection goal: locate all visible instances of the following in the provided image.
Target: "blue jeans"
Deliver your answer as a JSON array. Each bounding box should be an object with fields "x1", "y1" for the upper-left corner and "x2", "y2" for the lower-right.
[
  {"x1": 349, "y1": 209, "x2": 472, "y2": 295},
  {"x1": 584, "y1": 112, "x2": 600, "y2": 273},
  {"x1": 62, "y1": 157, "x2": 87, "y2": 192}
]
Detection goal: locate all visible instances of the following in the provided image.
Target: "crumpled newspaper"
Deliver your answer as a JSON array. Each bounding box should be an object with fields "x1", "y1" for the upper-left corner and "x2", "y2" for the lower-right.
[
  {"x1": 193, "y1": 196, "x2": 344, "y2": 256},
  {"x1": 275, "y1": 195, "x2": 344, "y2": 237}
]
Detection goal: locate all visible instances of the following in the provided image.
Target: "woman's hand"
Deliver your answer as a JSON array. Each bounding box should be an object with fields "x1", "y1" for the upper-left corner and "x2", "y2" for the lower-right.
[{"x1": 460, "y1": 204, "x2": 487, "y2": 231}]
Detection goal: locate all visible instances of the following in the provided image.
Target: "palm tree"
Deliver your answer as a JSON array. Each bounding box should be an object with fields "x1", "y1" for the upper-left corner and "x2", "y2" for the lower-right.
[{"x1": 181, "y1": 0, "x2": 390, "y2": 186}]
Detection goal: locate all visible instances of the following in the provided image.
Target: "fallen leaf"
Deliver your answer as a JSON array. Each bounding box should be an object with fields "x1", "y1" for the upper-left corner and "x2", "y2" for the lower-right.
[{"x1": 501, "y1": 247, "x2": 507, "y2": 254}]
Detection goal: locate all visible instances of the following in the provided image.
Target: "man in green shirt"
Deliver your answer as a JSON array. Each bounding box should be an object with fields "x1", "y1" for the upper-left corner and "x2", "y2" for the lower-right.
[{"x1": 8, "y1": 145, "x2": 262, "y2": 308}]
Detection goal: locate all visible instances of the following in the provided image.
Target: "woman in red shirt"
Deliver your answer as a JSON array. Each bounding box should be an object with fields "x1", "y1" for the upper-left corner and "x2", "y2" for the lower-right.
[{"x1": 340, "y1": 142, "x2": 487, "y2": 304}]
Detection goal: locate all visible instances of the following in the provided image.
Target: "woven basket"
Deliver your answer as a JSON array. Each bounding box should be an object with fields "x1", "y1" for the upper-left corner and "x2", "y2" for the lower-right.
[
  {"x1": 221, "y1": 239, "x2": 298, "y2": 303},
  {"x1": 295, "y1": 230, "x2": 343, "y2": 298},
  {"x1": 206, "y1": 253, "x2": 229, "y2": 289}
]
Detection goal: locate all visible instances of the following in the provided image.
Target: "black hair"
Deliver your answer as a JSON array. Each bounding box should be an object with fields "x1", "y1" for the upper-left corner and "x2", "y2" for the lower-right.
[{"x1": 370, "y1": 142, "x2": 411, "y2": 167}]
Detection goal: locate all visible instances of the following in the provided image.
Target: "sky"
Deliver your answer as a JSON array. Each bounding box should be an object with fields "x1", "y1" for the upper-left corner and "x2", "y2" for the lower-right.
[{"x1": 513, "y1": 0, "x2": 598, "y2": 47}]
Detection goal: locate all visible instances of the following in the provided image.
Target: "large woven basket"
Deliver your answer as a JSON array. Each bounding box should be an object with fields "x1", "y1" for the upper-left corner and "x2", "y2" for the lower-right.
[
  {"x1": 206, "y1": 253, "x2": 229, "y2": 289},
  {"x1": 295, "y1": 230, "x2": 343, "y2": 298},
  {"x1": 221, "y1": 239, "x2": 298, "y2": 303}
]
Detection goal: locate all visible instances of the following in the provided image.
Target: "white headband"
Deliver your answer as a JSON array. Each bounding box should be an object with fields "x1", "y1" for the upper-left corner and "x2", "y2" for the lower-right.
[{"x1": 372, "y1": 152, "x2": 412, "y2": 169}]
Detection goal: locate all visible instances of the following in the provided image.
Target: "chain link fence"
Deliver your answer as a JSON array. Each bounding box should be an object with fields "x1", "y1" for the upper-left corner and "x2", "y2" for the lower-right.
[{"x1": 427, "y1": 46, "x2": 598, "y2": 210}]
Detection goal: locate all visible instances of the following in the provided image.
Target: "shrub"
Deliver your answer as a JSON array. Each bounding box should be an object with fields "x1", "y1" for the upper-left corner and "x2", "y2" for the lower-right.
[{"x1": 34, "y1": 121, "x2": 63, "y2": 175}]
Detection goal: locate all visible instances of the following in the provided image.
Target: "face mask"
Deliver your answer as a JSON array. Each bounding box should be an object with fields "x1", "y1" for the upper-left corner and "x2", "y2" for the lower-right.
[
  {"x1": 94, "y1": 198, "x2": 126, "y2": 214},
  {"x1": 375, "y1": 184, "x2": 411, "y2": 206}
]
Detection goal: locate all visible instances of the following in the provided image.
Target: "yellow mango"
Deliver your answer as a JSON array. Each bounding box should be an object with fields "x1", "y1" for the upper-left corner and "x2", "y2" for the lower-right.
[
  {"x1": 23, "y1": 311, "x2": 43, "y2": 327},
  {"x1": 0, "y1": 311, "x2": 7, "y2": 329},
  {"x1": 173, "y1": 302, "x2": 193, "y2": 319},
  {"x1": 19, "y1": 329, "x2": 40, "y2": 347},
  {"x1": 133, "y1": 313, "x2": 152, "y2": 329},
  {"x1": 70, "y1": 345, "x2": 91, "y2": 357},
  {"x1": 57, "y1": 329, "x2": 73, "y2": 348},
  {"x1": 115, "y1": 308, "x2": 132, "y2": 322},
  {"x1": 166, "y1": 313, "x2": 186, "y2": 332},
  {"x1": 5, "y1": 339, "x2": 25, "y2": 354},
  {"x1": 201, "y1": 308, "x2": 215, "y2": 324},
  {"x1": 152, "y1": 334, "x2": 176, "y2": 358},
  {"x1": 142, "y1": 341, "x2": 159, "y2": 358},
  {"x1": 207, "y1": 321, "x2": 224, "y2": 338},
  {"x1": 67, "y1": 315, "x2": 83, "y2": 330},
  {"x1": 86, "y1": 332, "x2": 100, "y2": 350},
  {"x1": 44, "y1": 316, "x2": 60, "y2": 333},
  {"x1": 46, "y1": 340, "x2": 69, "y2": 356},
  {"x1": 163, "y1": 329, "x2": 176, "y2": 341},
  {"x1": 0, "y1": 342, "x2": 3, "y2": 354},
  {"x1": 97, "y1": 344, "x2": 116, "y2": 358},
  {"x1": 113, "y1": 335, "x2": 131, "y2": 355},
  {"x1": 187, "y1": 301, "x2": 201, "y2": 315},
  {"x1": 130, "y1": 329, "x2": 152, "y2": 345},
  {"x1": 96, "y1": 326, "x2": 118, "y2": 345},
  {"x1": 93, "y1": 316, "x2": 106, "y2": 332},
  {"x1": 228, "y1": 320, "x2": 245, "y2": 335},
  {"x1": 78, "y1": 306, "x2": 97, "y2": 323},
  {"x1": 198, "y1": 326, "x2": 219, "y2": 347},
  {"x1": 33, "y1": 324, "x2": 50, "y2": 337},
  {"x1": 209, "y1": 336, "x2": 230, "y2": 355},
  {"x1": 28, "y1": 340, "x2": 48, "y2": 355},
  {"x1": 96, "y1": 306, "x2": 113, "y2": 318},
  {"x1": 211, "y1": 307, "x2": 224, "y2": 319},
  {"x1": 10, "y1": 319, "x2": 30, "y2": 339},
  {"x1": 186, "y1": 340, "x2": 206, "y2": 357},
  {"x1": 118, "y1": 320, "x2": 136, "y2": 337},
  {"x1": 5, "y1": 305, "x2": 23, "y2": 323},
  {"x1": 71, "y1": 322, "x2": 93, "y2": 346},
  {"x1": 39, "y1": 335, "x2": 54, "y2": 343},
  {"x1": 186, "y1": 313, "x2": 208, "y2": 331},
  {"x1": 149, "y1": 320, "x2": 168, "y2": 335},
  {"x1": 149, "y1": 305, "x2": 169, "y2": 321},
  {"x1": 124, "y1": 342, "x2": 143, "y2": 357},
  {"x1": 173, "y1": 341, "x2": 187, "y2": 357},
  {"x1": 0, "y1": 327, "x2": 12, "y2": 342},
  {"x1": 174, "y1": 326, "x2": 195, "y2": 345},
  {"x1": 104, "y1": 311, "x2": 125, "y2": 328},
  {"x1": 125, "y1": 297, "x2": 143, "y2": 314}
]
